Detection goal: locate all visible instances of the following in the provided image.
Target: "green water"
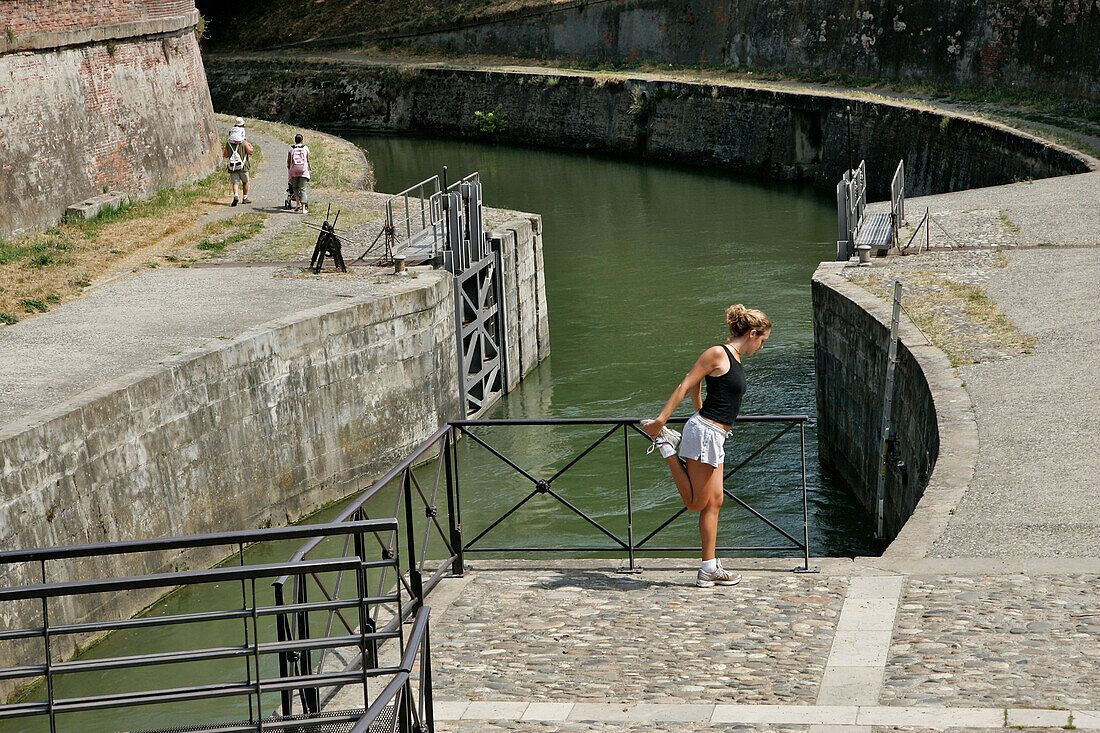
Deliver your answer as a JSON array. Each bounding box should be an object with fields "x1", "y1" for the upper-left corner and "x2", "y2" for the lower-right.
[
  {"x1": 353, "y1": 133, "x2": 877, "y2": 558},
  {"x1": 8, "y1": 135, "x2": 879, "y2": 732}
]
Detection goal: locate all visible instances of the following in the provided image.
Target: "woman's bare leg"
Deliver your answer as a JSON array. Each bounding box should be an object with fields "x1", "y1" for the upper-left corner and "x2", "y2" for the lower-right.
[
  {"x1": 687, "y1": 459, "x2": 725, "y2": 560},
  {"x1": 663, "y1": 455, "x2": 699, "y2": 509}
]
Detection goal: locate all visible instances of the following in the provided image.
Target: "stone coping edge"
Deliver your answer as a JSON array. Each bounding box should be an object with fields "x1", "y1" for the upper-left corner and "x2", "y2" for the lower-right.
[
  {"x1": 449, "y1": 556, "x2": 1100, "y2": 576},
  {"x1": 0, "y1": 10, "x2": 200, "y2": 55},
  {"x1": 812, "y1": 262, "x2": 979, "y2": 561},
  {"x1": 433, "y1": 700, "x2": 1098, "y2": 727},
  {"x1": 0, "y1": 270, "x2": 450, "y2": 443}
]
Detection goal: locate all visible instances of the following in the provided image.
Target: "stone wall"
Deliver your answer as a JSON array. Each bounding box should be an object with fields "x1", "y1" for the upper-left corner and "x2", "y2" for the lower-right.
[
  {"x1": 0, "y1": 272, "x2": 460, "y2": 695},
  {"x1": 812, "y1": 263, "x2": 975, "y2": 545},
  {"x1": 0, "y1": 213, "x2": 548, "y2": 695},
  {"x1": 363, "y1": 0, "x2": 1100, "y2": 102},
  {"x1": 491, "y1": 215, "x2": 551, "y2": 391},
  {"x1": 204, "y1": 60, "x2": 1091, "y2": 199},
  {"x1": 0, "y1": 3, "x2": 220, "y2": 240}
]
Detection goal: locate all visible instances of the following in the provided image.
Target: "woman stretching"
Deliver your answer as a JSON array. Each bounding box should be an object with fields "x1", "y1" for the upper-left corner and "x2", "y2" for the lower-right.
[{"x1": 642, "y1": 304, "x2": 771, "y2": 587}]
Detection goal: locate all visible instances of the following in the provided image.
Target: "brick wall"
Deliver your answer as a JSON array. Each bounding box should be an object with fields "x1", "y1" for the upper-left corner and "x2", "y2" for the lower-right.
[
  {"x1": 0, "y1": 24, "x2": 220, "y2": 239},
  {"x1": 0, "y1": 1, "x2": 195, "y2": 36}
]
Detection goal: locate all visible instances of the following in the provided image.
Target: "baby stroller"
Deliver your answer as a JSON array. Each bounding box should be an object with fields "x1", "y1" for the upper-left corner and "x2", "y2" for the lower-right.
[{"x1": 283, "y1": 176, "x2": 294, "y2": 210}]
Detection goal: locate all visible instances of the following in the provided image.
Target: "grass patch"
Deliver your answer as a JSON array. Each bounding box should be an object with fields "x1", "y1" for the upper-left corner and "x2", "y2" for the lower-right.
[
  {"x1": 217, "y1": 114, "x2": 373, "y2": 191},
  {"x1": 850, "y1": 268, "x2": 1035, "y2": 367},
  {"x1": 0, "y1": 168, "x2": 228, "y2": 319},
  {"x1": 0, "y1": 312, "x2": 18, "y2": 325},
  {"x1": 196, "y1": 212, "x2": 268, "y2": 257},
  {"x1": 245, "y1": 208, "x2": 380, "y2": 262},
  {"x1": 1000, "y1": 211, "x2": 1021, "y2": 234}
]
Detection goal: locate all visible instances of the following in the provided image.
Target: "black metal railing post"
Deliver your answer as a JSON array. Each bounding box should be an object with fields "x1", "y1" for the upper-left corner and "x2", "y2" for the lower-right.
[
  {"x1": 248, "y1": 576, "x2": 263, "y2": 732},
  {"x1": 444, "y1": 428, "x2": 465, "y2": 576},
  {"x1": 356, "y1": 556, "x2": 370, "y2": 713},
  {"x1": 274, "y1": 580, "x2": 293, "y2": 717},
  {"x1": 403, "y1": 469, "x2": 424, "y2": 613},
  {"x1": 623, "y1": 423, "x2": 638, "y2": 572},
  {"x1": 41, "y1": 596, "x2": 56, "y2": 733},
  {"x1": 296, "y1": 575, "x2": 320, "y2": 714},
  {"x1": 801, "y1": 422, "x2": 811, "y2": 572},
  {"x1": 238, "y1": 542, "x2": 255, "y2": 724},
  {"x1": 422, "y1": 615, "x2": 435, "y2": 733}
]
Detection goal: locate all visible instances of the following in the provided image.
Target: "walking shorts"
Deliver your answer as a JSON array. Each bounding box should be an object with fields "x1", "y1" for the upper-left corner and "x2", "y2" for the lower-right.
[{"x1": 678, "y1": 413, "x2": 731, "y2": 468}]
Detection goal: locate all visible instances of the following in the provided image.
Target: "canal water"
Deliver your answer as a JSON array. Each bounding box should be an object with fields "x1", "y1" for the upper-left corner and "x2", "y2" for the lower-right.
[
  {"x1": 10, "y1": 135, "x2": 878, "y2": 732},
  {"x1": 354, "y1": 133, "x2": 877, "y2": 559}
]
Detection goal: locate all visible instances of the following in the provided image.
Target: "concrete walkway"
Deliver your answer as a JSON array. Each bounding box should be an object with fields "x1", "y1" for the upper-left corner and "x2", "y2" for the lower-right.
[{"x1": 0, "y1": 125, "x2": 382, "y2": 431}]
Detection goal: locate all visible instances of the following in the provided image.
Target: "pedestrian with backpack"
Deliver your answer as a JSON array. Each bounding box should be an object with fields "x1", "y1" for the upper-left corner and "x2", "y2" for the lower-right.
[
  {"x1": 223, "y1": 117, "x2": 254, "y2": 206},
  {"x1": 287, "y1": 134, "x2": 311, "y2": 214}
]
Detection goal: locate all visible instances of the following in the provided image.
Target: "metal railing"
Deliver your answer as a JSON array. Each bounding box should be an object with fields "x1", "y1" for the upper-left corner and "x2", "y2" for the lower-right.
[
  {"x1": 350, "y1": 607, "x2": 433, "y2": 733},
  {"x1": 273, "y1": 413, "x2": 814, "y2": 713},
  {"x1": 272, "y1": 424, "x2": 459, "y2": 720},
  {"x1": 0, "y1": 520, "x2": 414, "y2": 733},
  {"x1": 452, "y1": 417, "x2": 812, "y2": 571}
]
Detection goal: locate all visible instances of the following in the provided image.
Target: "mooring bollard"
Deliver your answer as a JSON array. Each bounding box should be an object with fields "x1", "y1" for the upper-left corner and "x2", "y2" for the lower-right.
[
  {"x1": 394, "y1": 254, "x2": 406, "y2": 274},
  {"x1": 857, "y1": 244, "x2": 873, "y2": 265}
]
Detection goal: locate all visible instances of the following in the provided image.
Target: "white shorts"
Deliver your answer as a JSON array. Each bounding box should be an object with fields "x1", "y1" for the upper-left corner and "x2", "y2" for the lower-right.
[{"x1": 678, "y1": 413, "x2": 731, "y2": 468}]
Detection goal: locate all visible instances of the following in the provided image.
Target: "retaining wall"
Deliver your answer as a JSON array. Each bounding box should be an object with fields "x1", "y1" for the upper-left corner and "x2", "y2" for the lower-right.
[
  {"x1": 812, "y1": 262, "x2": 976, "y2": 545},
  {"x1": 0, "y1": 213, "x2": 548, "y2": 698},
  {"x1": 204, "y1": 60, "x2": 1091, "y2": 199},
  {"x1": 0, "y1": 272, "x2": 460, "y2": 691},
  {"x1": 492, "y1": 215, "x2": 551, "y2": 391},
  {"x1": 0, "y1": 3, "x2": 220, "y2": 240},
  {"x1": 351, "y1": 0, "x2": 1100, "y2": 102}
]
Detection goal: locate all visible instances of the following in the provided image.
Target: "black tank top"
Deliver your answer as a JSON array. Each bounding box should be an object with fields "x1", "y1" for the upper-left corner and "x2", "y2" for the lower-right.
[{"x1": 699, "y1": 345, "x2": 746, "y2": 428}]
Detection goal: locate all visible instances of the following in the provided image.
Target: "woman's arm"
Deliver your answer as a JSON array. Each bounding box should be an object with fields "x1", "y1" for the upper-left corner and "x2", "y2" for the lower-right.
[
  {"x1": 690, "y1": 380, "x2": 703, "y2": 412},
  {"x1": 643, "y1": 347, "x2": 720, "y2": 438}
]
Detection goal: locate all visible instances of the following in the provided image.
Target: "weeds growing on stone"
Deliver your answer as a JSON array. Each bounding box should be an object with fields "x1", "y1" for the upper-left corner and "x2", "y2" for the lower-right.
[{"x1": 849, "y1": 269, "x2": 1035, "y2": 367}]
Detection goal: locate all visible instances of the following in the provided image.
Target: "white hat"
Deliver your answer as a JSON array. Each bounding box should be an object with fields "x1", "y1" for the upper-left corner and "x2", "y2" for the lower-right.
[
  {"x1": 235, "y1": 116, "x2": 245, "y2": 126},
  {"x1": 228, "y1": 127, "x2": 245, "y2": 143}
]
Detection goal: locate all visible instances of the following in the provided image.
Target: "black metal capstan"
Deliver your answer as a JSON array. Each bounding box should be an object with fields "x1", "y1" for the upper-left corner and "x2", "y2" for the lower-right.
[{"x1": 308, "y1": 205, "x2": 349, "y2": 273}]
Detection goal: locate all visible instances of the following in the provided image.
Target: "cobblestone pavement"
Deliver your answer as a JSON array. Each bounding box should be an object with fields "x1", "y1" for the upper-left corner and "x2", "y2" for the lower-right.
[
  {"x1": 883, "y1": 575, "x2": 1100, "y2": 708},
  {"x1": 432, "y1": 568, "x2": 846, "y2": 704}
]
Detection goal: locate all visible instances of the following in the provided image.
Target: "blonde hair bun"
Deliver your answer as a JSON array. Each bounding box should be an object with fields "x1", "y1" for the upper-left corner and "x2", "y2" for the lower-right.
[{"x1": 726, "y1": 303, "x2": 772, "y2": 338}]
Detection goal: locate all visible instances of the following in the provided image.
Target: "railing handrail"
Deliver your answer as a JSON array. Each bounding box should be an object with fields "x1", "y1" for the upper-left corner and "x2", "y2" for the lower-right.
[
  {"x1": 451, "y1": 415, "x2": 808, "y2": 426},
  {"x1": 0, "y1": 519, "x2": 398, "y2": 565},
  {"x1": 387, "y1": 174, "x2": 440, "y2": 207},
  {"x1": 0, "y1": 557, "x2": 362, "y2": 602},
  {"x1": 349, "y1": 606, "x2": 432, "y2": 733},
  {"x1": 446, "y1": 171, "x2": 480, "y2": 192}
]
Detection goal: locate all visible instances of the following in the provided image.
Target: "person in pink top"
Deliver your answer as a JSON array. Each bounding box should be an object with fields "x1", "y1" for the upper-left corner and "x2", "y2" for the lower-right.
[{"x1": 287, "y1": 134, "x2": 311, "y2": 214}]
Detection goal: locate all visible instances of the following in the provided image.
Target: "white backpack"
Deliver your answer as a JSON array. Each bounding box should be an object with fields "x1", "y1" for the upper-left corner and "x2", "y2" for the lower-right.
[{"x1": 226, "y1": 143, "x2": 245, "y2": 172}]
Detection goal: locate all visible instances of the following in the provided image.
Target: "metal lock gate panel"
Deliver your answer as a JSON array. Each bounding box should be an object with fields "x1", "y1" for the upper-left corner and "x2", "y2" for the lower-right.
[{"x1": 444, "y1": 175, "x2": 507, "y2": 416}]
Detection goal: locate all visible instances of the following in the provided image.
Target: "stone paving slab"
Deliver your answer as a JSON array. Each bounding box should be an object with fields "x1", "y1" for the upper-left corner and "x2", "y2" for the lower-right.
[
  {"x1": 883, "y1": 575, "x2": 1100, "y2": 708},
  {"x1": 431, "y1": 568, "x2": 846, "y2": 704},
  {"x1": 433, "y1": 700, "x2": 1100, "y2": 730}
]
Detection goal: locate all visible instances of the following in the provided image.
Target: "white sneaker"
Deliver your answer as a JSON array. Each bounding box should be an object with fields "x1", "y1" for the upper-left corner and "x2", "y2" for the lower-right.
[
  {"x1": 696, "y1": 560, "x2": 741, "y2": 588},
  {"x1": 642, "y1": 420, "x2": 681, "y2": 459}
]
